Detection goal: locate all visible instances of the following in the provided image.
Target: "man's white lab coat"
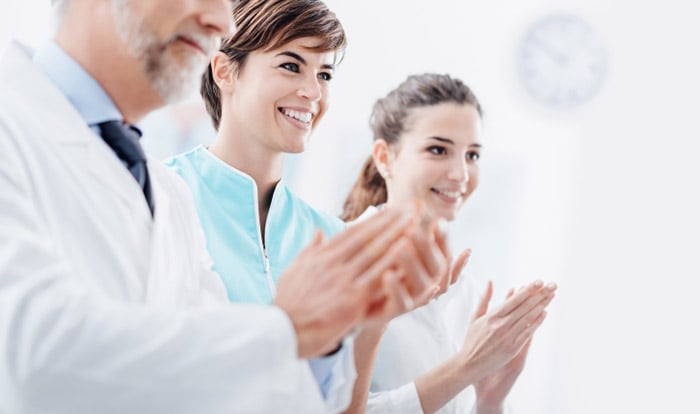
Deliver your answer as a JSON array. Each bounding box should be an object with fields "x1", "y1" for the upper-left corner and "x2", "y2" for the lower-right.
[{"x1": 0, "y1": 42, "x2": 328, "y2": 414}]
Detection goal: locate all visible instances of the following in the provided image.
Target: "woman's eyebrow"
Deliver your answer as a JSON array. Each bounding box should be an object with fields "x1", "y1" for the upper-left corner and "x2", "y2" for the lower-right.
[{"x1": 275, "y1": 51, "x2": 335, "y2": 70}]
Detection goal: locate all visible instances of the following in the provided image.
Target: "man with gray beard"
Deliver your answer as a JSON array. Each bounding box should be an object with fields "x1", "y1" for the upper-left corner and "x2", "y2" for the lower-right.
[{"x1": 0, "y1": 0, "x2": 449, "y2": 413}]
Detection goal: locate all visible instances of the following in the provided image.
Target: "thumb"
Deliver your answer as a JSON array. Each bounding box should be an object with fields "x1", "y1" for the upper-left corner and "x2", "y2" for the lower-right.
[
  {"x1": 311, "y1": 229, "x2": 325, "y2": 246},
  {"x1": 450, "y1": 248, "x2": 472, "y2": 285},
  {"x1": 471, "y1": 279, "x2": 493, "y2": 321}
]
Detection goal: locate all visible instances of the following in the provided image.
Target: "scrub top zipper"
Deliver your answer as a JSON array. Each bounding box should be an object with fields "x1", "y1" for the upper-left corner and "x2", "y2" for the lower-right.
[
  {"x1": 251, "y1": 177, "x2": 277, "y2": 301},
  {"x1": 263, "y1": 246, "x2": 276, "y2": 298}
]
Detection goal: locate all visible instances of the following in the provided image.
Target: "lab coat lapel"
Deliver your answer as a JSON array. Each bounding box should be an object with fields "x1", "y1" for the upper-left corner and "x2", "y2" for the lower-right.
[
  {"x1": 144, "y1": 171, "x2": 175, "y2": 304},
  {"x1": 3, "y1": 41, "x2": 153, "y2": 224},
  {"x1": 84, "y1": 136, "x2": 153, "y2": 222}
]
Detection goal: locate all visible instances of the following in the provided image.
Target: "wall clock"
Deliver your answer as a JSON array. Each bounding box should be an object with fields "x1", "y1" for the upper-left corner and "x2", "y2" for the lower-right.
[{"x1": 517, "y1": 14, "x2": 607, "y2": 108}]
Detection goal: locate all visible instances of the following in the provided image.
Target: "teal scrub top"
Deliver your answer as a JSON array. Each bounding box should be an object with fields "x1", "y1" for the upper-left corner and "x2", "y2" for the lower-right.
[{"x1": 166, "y1": 145, "x2": 346, "y2": 304}]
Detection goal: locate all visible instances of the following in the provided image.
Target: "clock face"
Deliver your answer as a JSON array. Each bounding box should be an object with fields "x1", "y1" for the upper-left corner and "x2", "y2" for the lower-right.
[{"x1": 517, "y1": 14, "x2": 607, "y2": 108}]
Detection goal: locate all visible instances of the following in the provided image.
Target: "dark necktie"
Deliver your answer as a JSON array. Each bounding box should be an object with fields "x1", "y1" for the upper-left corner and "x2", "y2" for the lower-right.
[{"x1": 95, "y1": 120, "x2": 155, "y2": 216}]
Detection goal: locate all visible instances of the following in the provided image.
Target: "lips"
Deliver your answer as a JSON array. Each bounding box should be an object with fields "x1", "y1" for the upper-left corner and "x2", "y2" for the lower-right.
[{"x1": 174, "y1": 34, "x2": 211, "y2": 56}]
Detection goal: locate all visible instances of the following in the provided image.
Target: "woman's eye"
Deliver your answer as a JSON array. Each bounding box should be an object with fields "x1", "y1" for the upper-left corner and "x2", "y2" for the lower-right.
[
  {"x1": 428, "y1": 146, "x2": 446, "y2": 155},
  {"x1": 280, "y1": 62, "x2": 300, "y2": 73},
  {"x1": 467, "y1": 151, "x2": 481, "y2": 161},
  {"x1": 318, "y1": 72, "x2": 333, "y2": 81}
]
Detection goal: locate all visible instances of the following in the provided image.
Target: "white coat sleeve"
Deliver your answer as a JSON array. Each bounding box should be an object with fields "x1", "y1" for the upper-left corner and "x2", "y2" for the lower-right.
[
  {"x1": 366, "y1": 382, "x2": 425, "y2": 414},
  {"x1": 309, "y1": 335, "x2": 357, "y2": 413},
  {"x1": 0, "y1": 124, "x2": 325, "y2": 414}
]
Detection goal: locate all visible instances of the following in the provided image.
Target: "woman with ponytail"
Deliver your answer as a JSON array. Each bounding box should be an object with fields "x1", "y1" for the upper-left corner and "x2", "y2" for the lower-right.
[{"x1": 341, "y1": 73, "x2": 558, "y2": 414}]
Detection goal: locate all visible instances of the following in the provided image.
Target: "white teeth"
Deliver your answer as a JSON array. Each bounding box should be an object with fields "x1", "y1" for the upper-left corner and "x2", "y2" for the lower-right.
[
  {"x1": 282, "y1": 108, "x2": 312, "y2": 124},
  {"x1": 434, "y1": 189, "x2": 461, "y2": 199}
]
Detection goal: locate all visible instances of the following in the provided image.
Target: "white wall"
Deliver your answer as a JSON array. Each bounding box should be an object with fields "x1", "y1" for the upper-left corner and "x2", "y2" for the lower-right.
[
  {"x1": 3, "y1": 1, "x2": 699, "y2": 413},
  {"x1": 297, "y1": 1, "x2": 700, "y2": 412}
]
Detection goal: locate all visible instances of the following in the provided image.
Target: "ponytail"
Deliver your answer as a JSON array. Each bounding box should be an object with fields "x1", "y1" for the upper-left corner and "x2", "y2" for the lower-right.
[{"x1": 340, "y1": 156, "x2": 388, "y2": 222}]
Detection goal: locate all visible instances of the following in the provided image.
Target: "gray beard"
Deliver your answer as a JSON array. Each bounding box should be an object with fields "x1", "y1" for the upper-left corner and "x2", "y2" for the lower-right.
[{"x1": 111, "y1": 0, "x2": 204, "y2": 104}]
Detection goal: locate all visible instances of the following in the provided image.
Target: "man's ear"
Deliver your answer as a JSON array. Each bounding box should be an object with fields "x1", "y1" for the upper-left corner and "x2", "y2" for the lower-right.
[
  {"x1": 372, "y1": 139, "x2": 393, "y2": 179},
  {"x1": 211, "y1": 51, "x2": 237, "y2": 93}
]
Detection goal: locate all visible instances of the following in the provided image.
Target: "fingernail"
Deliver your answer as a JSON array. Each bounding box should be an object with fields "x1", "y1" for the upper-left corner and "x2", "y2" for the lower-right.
[
  {"x1": 546, "y1": 282, "x2": 557, "y2": 290},
  {"x1": 533, "y1": 280, "x2": 543, "y2": 288}
]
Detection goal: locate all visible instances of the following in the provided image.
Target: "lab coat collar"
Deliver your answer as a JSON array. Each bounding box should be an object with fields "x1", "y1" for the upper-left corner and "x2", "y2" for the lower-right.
[{"x1": 1, "y1": 41, "x2": 153, "y2": 224}]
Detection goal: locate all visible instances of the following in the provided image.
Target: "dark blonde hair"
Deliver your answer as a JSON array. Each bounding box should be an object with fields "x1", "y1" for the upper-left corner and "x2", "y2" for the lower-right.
[
  {"x1": 340, "y1": 73, "x2": 483, "y2": 222},
  {"x1": 201, "y1": 0, "x2": 347, "y2": 130}
]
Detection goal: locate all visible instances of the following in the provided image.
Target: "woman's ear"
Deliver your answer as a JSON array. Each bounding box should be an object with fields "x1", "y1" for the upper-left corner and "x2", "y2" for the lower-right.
[
  {"x1": 211, "y1": 51, "x2": 236, "y2": 93},
  {"x1": 372, "y1": 139, "x2": 393, "y2": 179}
]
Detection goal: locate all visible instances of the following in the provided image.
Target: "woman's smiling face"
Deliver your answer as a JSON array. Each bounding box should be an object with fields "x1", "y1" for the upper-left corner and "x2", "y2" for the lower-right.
[
  {"x1": 380, "y1": 102, "x2": 483, "y2": 222},
  {"x1": 227, "y1": 36, "x2": 336, "y2": 154}
]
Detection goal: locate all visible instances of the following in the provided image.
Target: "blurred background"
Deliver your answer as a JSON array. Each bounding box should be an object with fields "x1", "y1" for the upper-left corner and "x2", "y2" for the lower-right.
[{"x1": 3, "y1": 1, "x2": 699, "y2": 413}]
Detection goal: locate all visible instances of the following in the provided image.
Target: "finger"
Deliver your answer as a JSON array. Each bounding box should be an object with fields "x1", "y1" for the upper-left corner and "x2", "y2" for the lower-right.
[
  {"x1": 507, "y1": 336, "x2": 534, "y2": 369},
  {"x1": 340, "y1": 209, "x2": 417, "y2": 274},
  {"x1": 386, "y1": 268, "x2": 415, "y2": 314},
  {"x1": 504, "y1": 284, "x2": 557, "y2": 325},
  {"x1": 311, "y1": 229, "x2": 325, "y2": 246},
  {"x1": 294, "y1": 229, "x2": 325, "y2": 261},
  {"x1": 471, "y1": 280, "x2": 493, "y2": 320},
  {"x1": 368, "y1": 268, "x2": 399, "y2": 303},
  {"x1": 513, "y1": 310, "x2": 547, "y2": 347},
  {"x1": 322, "y1": 207, "x2": 406, "y2": 260},
  {"x1": 405, "y1": 223, "x2": 448, "y2": 287},
  {"x1": 433, "y1": 224, "x2": 453, "y2": 295},
  {"x1": 519, "y1": 336, "x2": 534, "y2": 357},
  {"x1": 509, "y1": 289, "x2": 554, "y2": 336},
  {"x1": 364, "y1": 269, "x2": 412, "y2": 320},
  {"x1": 416, "y1": 283, "x2": 440, "y2": 308},
  {"x1": 429, "y1": 284, "x2": 441, "y2": 301},
  {"x1": 493, "y1": 280, "x2": 545, "y2": 317},
  {"x1": 450, "y1": 248, "x2": 472, "y2": 285},
  {"x1": 355, "y1": 237, "x2": 408, "y2": 290},
  {"x1": 393, "y1": 240, "x2": 439, "y2": 300}
]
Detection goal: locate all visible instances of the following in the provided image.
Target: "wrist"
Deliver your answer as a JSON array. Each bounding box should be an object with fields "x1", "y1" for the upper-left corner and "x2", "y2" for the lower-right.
[
  {"x1": 475, "y1": 388, "x2": 506, "y2": 414},
  {"x1": 475, "y1": 402, "x2": 505, "y2": 414},
  {"x1": 361, "y1": 320, "x2": 389, "y2": 335},
  {"x1": 454, "y1": 349, "x2": 483, "y2": 385}
]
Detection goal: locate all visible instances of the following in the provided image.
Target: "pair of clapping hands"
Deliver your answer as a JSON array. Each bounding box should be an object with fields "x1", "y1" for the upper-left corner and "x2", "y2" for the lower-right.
[{"x1": 274, "y1": 202, "x2": 556, "y2": 361}]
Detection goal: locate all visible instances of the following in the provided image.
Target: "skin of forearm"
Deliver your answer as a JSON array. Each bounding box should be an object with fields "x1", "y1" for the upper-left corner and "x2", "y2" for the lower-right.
[
  {"x1": 475, "y1": 402, "x2": 505, "y2": 414},
  {"x1": 342, "y1": 323, "x2": 388, "y2": 414},
  {"x1": 415, "y1": 353, "x2": 483, "y2": 414}
]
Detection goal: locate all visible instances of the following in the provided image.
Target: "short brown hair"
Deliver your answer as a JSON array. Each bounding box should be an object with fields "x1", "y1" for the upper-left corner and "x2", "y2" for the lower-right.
[{"x1": 201, "y1": 0, "x2": 347, "y2": 130}]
